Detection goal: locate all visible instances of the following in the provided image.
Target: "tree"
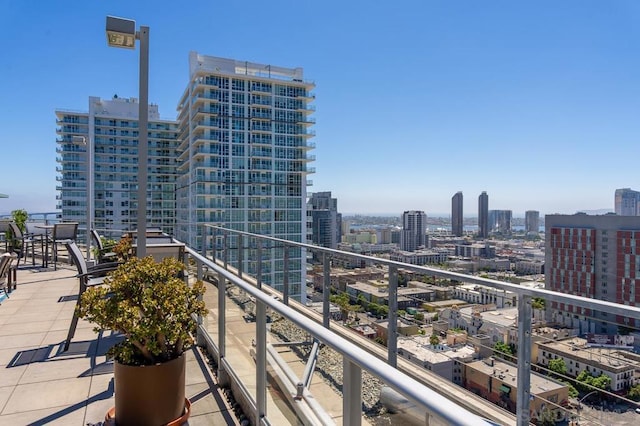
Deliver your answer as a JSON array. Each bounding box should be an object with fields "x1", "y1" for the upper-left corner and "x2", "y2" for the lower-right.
[
  {"x1": 414, "y1": 312, "x2": 425, "y2": 321},
  {"x1": 330, "y1": 292, "x2": 351, "y2": 321},
  {"x1": 575, "y1": 370, "x2": 611, "y2": 393},
  {"x1": 356, "y1": 293, "x2": 368, "y2": 310},
  {"x1": 628, "y1": 384, "x2": 640, "y2": 401},
  {"x1": 493, "y1": 341, "x2": 514, "y2": 360},
  {"x1": 547, "y1": 358, "x2": 567, "y2": 377},
  {"x1": 398, "y1": 274, "x2": 407, "y2": 287},
  {"x1": 532, "y1": 298, "x2": 545, "y2": 310},
  {"x1": 546, "y1": 358, "x2": 578, "y2": 397},
  {"x1": 430, "y1": 333, "x2": 439, "y2": 347}
]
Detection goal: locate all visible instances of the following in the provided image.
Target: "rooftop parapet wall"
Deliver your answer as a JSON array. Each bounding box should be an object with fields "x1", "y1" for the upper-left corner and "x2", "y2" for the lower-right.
[{"x1": 189, "y1": 51, "x2": 310, "y2": 84}]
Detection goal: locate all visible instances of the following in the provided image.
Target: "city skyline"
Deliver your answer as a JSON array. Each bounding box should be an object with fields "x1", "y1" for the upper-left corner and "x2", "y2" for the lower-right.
[{"x1": 2, "y1": 1, "x2": 639, "y2": 215}]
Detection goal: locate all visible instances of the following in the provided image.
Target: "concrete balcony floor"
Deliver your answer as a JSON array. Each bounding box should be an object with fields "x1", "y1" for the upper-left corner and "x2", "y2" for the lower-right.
[{"x1": 0, "y1": 262, "x2": 239, "y2": 425}]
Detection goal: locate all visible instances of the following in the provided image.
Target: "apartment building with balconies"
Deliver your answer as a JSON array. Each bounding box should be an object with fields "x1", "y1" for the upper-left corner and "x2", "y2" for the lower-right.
[
  {"x1": 55, "y1": 96, "x2": 179, "y2": 234},
  {"x1": 175, "y1": 52, "x2": 315, "y2": 301}
]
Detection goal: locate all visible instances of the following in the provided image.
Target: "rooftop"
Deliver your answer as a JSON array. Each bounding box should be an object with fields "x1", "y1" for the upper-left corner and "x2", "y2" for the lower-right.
[{"x1": 0, "y1": 264, "x2": 237, "y2": 425}]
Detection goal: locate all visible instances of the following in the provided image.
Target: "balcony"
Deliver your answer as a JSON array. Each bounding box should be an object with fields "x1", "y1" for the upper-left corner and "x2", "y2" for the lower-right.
[{"x1": 3, "y1": 226, "x2": 639, "y2": 425}]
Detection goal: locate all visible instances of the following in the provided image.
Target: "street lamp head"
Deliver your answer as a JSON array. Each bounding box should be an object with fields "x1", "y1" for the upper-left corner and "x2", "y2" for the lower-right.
[{"x1": 106, "y1": 16, "x2": 136, "y2": 49}]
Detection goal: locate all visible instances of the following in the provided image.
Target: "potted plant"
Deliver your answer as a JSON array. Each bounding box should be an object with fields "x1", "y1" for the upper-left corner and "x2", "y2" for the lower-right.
[{"x1": 78, "y1": 255, "x2": 206, "y2": 426}]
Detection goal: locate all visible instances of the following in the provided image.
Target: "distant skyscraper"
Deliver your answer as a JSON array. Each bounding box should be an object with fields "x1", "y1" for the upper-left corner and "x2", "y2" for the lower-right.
[
  {"x1": 400, "y1": 210, "x2": 427, "y2": 251},
  {"x1": 488, "y1": 210, "x2": 512, "y2": 235},
  {"x1": 614, "y1": 188, "x2": 640, "y2": 216},
  {"x1": 525, "y1": 210, "x2": 540, "y2": 234},
  {"x1": 451, "y1": 192, "x2": 463, "y2": 237},
  {"x1": 478, "y1": 192, "x2": 489, "y2": 238},
  {"x1": 308, "y1": 191, "x2": 341, "y2": 250},
  {"x1": 546, "y1": 214, "x2": 640, "y2": 334}
]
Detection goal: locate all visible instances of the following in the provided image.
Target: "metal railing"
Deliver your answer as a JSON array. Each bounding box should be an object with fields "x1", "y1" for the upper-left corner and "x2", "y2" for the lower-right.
[
  {"x1": 181, "y1": 225, "x2": 640, "y2": 426},
  {"x1": 186, "y1": 241, "x2": 494, "y2": 425}
]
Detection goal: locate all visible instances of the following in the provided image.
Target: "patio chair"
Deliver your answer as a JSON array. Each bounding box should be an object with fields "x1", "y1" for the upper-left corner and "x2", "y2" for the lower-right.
[
  {"x1": 0, "y1": 253, "x2": 16, "y2": 299},
  {"x1": 25, "y1": 222, "x2": 48, "y2": 262},
  {"x1": 90, "y1": 229, "x2": 118, "y2": 263},
  {"x1": 0, "y1": 220, "x2": 12, "y2": 252},
  {"x1": 63, "y1": 241, "x2": 121, "y2": 351},
  {"x1": 50, "y1": 222, "x2": 78, "y2": 270},
  {"x1": 8, "y1": 222, "x2": 36, "y2": 267},
  {"x1": 136, "y1": 242, "x2": 185, "y2": 263}
]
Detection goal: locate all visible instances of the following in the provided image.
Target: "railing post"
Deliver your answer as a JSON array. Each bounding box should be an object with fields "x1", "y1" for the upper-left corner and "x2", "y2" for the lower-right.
[
  {"x1": 217, "y1": 271, "x2": 228, "y2": 386},
  {"x1": 323, "y1": 252, "x2": 331, "y2": 329},
  {"x1": 343, "y1": 357, "x2": 362, "y2": 426},
  {"x1": 238, "y1": 234, "x2": 243, "y2": 279},
  {"x1": 254, "y1": 237, "x2": 267, "y2": 424},
  {"x1": 256, "y1": 298, "x2": 267, "y2": 423},
  {"x1": 283, "y1": 244, "x2": 289, "y2": 305},
  {"x1": 388, "y1": 265, "x2": 398, "y2": 368},
  {"x1": 516, "y1": 294, "x2": 532, "y2": 426}
]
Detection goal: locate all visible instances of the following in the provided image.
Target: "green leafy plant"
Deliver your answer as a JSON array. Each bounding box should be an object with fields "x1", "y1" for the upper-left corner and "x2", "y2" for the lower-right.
[
  {"x1": 92, "y1": 236, "x2": 117, "y2": 260},
  {"x1": 112, "y1": 234, "x2": 134, "y2": 261},
  {"x1": 11, "y1": 209, "x2": 28, "y2": 232},
  {"x1": 7, "y1": 209, "x2": 28, "y2": 247},
  {"x1": 78, "y1": 256, "x2": 206, "y2": 366}
]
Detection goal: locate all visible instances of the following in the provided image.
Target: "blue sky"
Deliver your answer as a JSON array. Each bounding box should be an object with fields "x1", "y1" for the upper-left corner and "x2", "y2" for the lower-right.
[{"x1": 1, "y1": 0, "x2": 639, "y2": 217}]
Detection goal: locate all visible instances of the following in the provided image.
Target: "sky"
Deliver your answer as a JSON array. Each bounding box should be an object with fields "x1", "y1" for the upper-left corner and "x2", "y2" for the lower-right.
[{"x1": 1, "y1": 0, "x2": 639, "y2": 217}]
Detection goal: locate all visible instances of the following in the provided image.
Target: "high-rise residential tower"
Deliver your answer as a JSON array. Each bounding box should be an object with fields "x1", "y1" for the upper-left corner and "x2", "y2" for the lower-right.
[
  {"x1": 614, "y1": 188, "x2": 640, "y2": 216},
  {"x1": 488, "y1": 210, "x2": 512, "y2": 235},
  {"x1": 451, "y1": 191, "x2": 463, "y2": 237},
  {"x1": 55, "y1": 96, "x2": 179, "y2": 234},
  {"x1": 400, "y1": 210, "x2": 427, "y2": 252},
  {"x1": 175, "y1": 53, "x2": 315, "y2": 301},
  {"x1": 525, "y1": 210, "x2": 540, "y2": 234},
  {"x1": 478, "y1": 191, "x2": 489, "y2": 238},
  {"x1": 546, "y1": 214, "x2": 640, "y2": 334},
  {"x1": 308, "y1": 191, "x2": 341, "y2": 250}
]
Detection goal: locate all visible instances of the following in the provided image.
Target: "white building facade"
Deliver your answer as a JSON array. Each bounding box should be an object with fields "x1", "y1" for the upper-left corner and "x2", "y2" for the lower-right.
[
  {"x1": 175, "y1": 53, "x2": 315, "y2": 300},
  {"x1": 55, "y1": 96, "x2": 179, "y2": 235}
]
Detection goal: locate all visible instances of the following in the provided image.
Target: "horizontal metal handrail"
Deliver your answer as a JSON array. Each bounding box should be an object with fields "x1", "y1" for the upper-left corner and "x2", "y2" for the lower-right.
[
  {"x1": 205, "y1": 225, "x2": 640, "y2": 320},
  {"x1": 185, "y1": 245, "x2": 494, "y2": 426}
]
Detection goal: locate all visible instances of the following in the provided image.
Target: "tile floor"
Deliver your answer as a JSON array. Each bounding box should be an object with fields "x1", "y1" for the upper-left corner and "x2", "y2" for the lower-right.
[{"x1": 0, "y1": 263, "x2": 239, "y2": 425}]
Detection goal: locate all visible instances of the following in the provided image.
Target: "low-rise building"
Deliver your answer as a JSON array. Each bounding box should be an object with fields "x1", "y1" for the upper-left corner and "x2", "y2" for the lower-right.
[
  {"x1": 536, "y1": 338, "x2": 637, "y2": 392},
  {"x1": 455, "y1": 243, "x2": 495, "y2": 258},
  {"x1": 397, "y1": 335, "x2": 476, "y2": 384},
  {"x1": 374, "y1": 319, "x2": 419, "y2": 342},
  {"x1": 465, "y1": 357, "x2": 568, "y2": 422},
  {"x1": 443, "y1": 306, "x2": 519, "y2": 347},
  {"x1": 514, "y1": 259, "x2": 544, "y2": 275},
  {"x1": 452, "y1": 283, "x2": 517, "y2": 309},
  {"x1": 390, "y1": 249, "x2": 449, "y2": 265},
  {"x1": 308, "y1": 267, "x2": 384, "y2": 292}
]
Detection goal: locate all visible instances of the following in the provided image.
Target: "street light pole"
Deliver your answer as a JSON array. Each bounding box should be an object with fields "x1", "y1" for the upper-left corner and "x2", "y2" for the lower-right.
[
  {"x1": 137, "y1": 25, "x2": 149, "y2": 258},
  {"x1": 106, "y1": 16, "x2": 147, "y2": 257}
]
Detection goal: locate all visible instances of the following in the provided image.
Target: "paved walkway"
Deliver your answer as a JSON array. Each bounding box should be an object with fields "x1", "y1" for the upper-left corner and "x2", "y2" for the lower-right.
[{"x1": 0, "y1": 263, "x2": 239, "y2": 425}]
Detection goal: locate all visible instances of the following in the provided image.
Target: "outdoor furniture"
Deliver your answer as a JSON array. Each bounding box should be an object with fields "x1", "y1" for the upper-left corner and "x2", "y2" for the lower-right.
[
  {"x1": 134, "y1": 242, "x2": 185, "y2": 263},
  {"x1": 63, "y1": 241, "x2": 120, "y2": 351},
  {"x1": 0, "y1": 220, "x2": 11, "y2": 252},
  {"x1": 8, "y1": 222, "x2": 36, "y2": 267},
  {"x1": 0, "y1": 253, "x2": 16, "y2": 298},
  {"x1": 90, "y1": 229, "x2": 118, "y2": 263},
  {"x1": 25, "y1": 222, "x2": 48, "y2": 262},
  {"x1": 50, "y1": 222, "x2": 79, "y2": 270}
]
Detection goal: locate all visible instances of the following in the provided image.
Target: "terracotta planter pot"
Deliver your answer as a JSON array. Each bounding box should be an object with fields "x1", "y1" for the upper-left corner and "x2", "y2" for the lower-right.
[{"x1": 112, "y1": 354, "x2": 187, "y2": 426}]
